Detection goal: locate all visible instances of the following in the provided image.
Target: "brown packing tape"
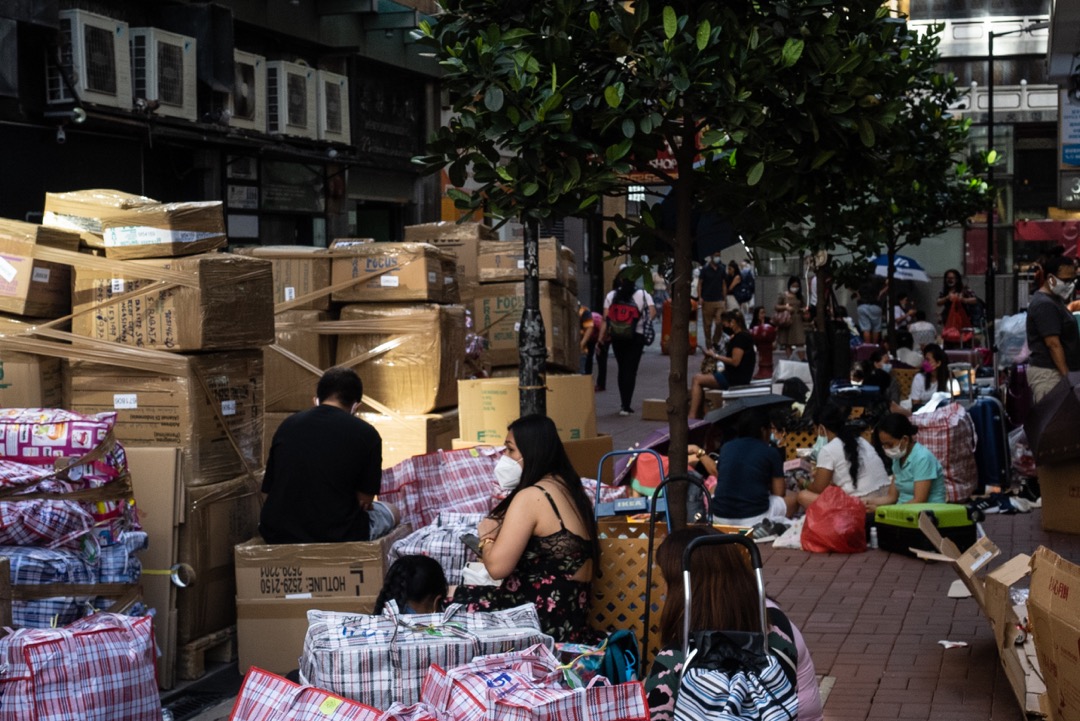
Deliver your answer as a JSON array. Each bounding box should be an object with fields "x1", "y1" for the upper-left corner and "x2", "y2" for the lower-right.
[
  {"x1": 12, "y1": 582, "x2": 139, "y2": 600},
  {"x1": 0, "y1": 329, "x2": 190, "y2": 375},
  {"x1": 191, "y1": 367, "x2": 262, "y2": 492},
  {"x1": 0, "y1": 474, "x2": 134, "y2": 503},
  {"x1": 272, "y1": 262, "x2": 400, "y2": 314}
]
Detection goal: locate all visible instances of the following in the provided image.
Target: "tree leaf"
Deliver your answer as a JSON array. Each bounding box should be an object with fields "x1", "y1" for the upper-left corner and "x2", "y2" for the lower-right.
[
  {"x1": 622, "y1": 118, "x2": 636, "y2": 138},
  {"x1": 604, "y1": 83, "x2": 624, "y2": 108},
  {"x1": 987, "y1": 149, "x2": 998, "y2": 165},
  {"x1": 780, "y1": 38, "x2": 804, "y2": 68},
  {"x1": 673, "y1": 76, "x2": 690, "y2": 92},
  {"x1": 589, "y1": 11, "x2": 600, "y2": 31},
  {"x1": 662, "y1": 6, "x2": 677, "y2": 40},
  {"x1": 522, "y1": 181, "x2": 539, "y2": 196},
  {"x1": 747, "y1": 161, "x2": 765, "y2": 186},
  {"x1": 696, "y1": 20, "x2": 711, "y2": 51},
  {"x1": 857, "y1": 118, "x2": 875, "y2": 147},
  {"x1": 484, "y1": 86, "x2": 504, "y2": 111}
]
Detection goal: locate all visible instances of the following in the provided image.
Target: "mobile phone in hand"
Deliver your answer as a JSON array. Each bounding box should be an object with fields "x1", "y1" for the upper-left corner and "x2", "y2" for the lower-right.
[{"x1": 461, "y1": 533, "x2": 483, "y2": 555}]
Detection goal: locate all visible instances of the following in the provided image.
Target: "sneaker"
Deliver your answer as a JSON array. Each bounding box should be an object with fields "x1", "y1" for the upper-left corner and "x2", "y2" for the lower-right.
[
  {"x1": 619, "y1": 408, "x2": 633, "y2": 416},
  {"x1": 749, "y1": 520, "x2": 779, "y2": 543}
]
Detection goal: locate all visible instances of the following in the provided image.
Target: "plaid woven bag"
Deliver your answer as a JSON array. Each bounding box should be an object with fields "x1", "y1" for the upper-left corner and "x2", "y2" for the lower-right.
[
  {"x1": 0, "y1": 613, "x2": 159, "y2": 721},
  {"x1": 378, "y1": 449, "x2": 501, "y2": 530},
  {"x1": 388, "y1": 512, "x2": 485, "y2": 584},
  {"x1": 229, "y1": 667, "x2": 381, "y2": 721},
  {"x1": 910, "y1": 403, "x2": 978, "y2": 502}
]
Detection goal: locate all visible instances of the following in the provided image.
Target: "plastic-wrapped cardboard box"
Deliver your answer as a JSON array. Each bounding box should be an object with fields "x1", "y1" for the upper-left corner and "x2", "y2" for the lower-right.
[
  {"x1": 336, "y1": 303, "x2": 464, "y2": 414},
  {"x1": 176, "y1": 474, "x2": 261, "y2": 645},
  {"x1": 329, "y1": 241, "x2": 459, "y2": 303},
  {"x1": 234, "y1": 246, "x2": 332, "y2": 311},
  {"x1": 233, "y1": 524, "x2": 411, "y2": 675},
  {"x1": 265, "y1": 310, "x2": 334, "y2": 412},
  {"x1": 1028, "y1": 546, "x2": 1080, "y2": 721},
  {"x1": 0, "y1": 316, "x2": 63, "y2": 408},
  {"x1": 453, "y1": 433, "x2": 613, "y2": 481},
  {"x1": 477, "y1": 238, "x2": 568, "y2": 286},
  {"x1": 66, "y1": 350, "x2": 264, "y2": 487},
  {"x1": 472, "y1": 280, "x2": 576, "y2": 369},
  {"x1": 458, "y1": 374, "x2": 596, "y2": 444},
  {"x1": 43, "y1": 189, "x2": 158, "y2": 246},
  {"x1": 0, "y1": 219, "x2": 79, "y2": 318},
  {"x1": 360, "y1": 410, "x2": 459, "y2": 469},
  {"x1": 404, "y1": 222, "x2": 496, "y2": 303},
  {"x1": 72, "y1": 252, "x2": 274, "y2": 352},
  {"x1": 99, "y1": 201, "x2": 227, "y2": 260}
]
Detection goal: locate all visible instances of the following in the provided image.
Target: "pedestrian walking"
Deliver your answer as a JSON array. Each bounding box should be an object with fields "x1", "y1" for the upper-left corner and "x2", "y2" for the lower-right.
[
  {"x1": 698, "y1": 255, "x2": 726, "y2": 348},
  {"x1": 1025, "y1": 255, "x2": 1080, "y2": 403},
  {"x1": 604, "y1": 274, "x2": 656, "y2": 415},
  {"x1": 724, "y1": 260, "x2": 742, "y2": 312}
]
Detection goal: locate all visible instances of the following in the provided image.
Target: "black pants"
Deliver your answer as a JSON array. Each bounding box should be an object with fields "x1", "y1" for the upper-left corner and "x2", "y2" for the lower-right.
[
  {"x1": 611, "y1": 335, "x2": 646, "y2": 411},
  {"x1": 583, "y1": 339, "x2": 597, "y2": 375},
  {"x1": 595, "y1": 341, "x2": 609, "y2": 389}
]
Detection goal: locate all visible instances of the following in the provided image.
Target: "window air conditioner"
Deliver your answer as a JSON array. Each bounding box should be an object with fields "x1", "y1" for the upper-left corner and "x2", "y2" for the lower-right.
[
  {"x1": 229, "y1": 50, "x2": 266, "y2": 132},
  {"x1": 266, "y1": 60, "x2": 317, "y2": 139},
  {"x1": 130, "y1": 27, "x2": 197, "y2": 122},
  {"x1": 316, "y1": 69, "x2": 350, "y2": 145},
  {"x1": 46, "y1": 9, "x2": 132, "y2": 109}
]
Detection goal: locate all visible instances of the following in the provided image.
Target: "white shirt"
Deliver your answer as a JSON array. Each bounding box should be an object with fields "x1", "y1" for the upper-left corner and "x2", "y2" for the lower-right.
[
  {"x1": 910, "y1": 373, "x2": 960, "y2": 405},
  {"x1": 816, "y1": 437, "x2": 890, "y2": 497},
  {"x1": 603, "y1": 288, "x2": 655, "y2": 336},
  {"x1": 896, "y1": 348, "x2": 922, "y2": 368}
]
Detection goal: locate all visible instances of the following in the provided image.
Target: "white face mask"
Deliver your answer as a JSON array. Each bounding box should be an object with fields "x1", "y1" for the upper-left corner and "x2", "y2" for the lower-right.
[
  {"x1": 884, "y1": 443, "x2": 906, "y2": 459},
  {"x1": 1051, "y1": 276, "x2": 1076, "y2": 300},
  {"x1": 494, "y1": 455, "x2": 523, "y2": 492}
]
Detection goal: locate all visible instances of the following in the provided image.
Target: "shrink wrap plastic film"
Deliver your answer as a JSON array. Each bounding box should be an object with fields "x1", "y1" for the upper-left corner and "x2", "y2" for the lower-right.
[
  {"x1": 329, "y1": 242, "x2": 459, "y2": 304},
  {"x1": 266, "y1": 310, "x2": 334, "y2": 412},
  {"x1": 234, "y1": 246, "x2": 333, "y2": 311},
  {"x1": 334, "y1": 304, "x2": 465, "y2": 414},
  {"x1": 43, "y1": 189, "x2": 158, "y2": 239}
]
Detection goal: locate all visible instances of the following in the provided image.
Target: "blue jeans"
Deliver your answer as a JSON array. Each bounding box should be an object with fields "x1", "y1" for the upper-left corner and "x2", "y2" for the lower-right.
[{"x1": 368, "y1": 501, "x2": 397, "y2": 540}]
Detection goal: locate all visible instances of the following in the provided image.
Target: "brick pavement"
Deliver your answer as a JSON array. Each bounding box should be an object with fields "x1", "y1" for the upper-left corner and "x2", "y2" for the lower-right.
[{"x1": 602, "y1": 336, "x2": 1080, "y2": 721}]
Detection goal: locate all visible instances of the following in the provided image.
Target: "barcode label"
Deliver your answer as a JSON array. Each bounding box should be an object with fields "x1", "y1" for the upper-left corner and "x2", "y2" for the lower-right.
[
  {"x1": 380, "y1": 276, "x2": 400, "y2": 287},
  {"x1": 221, "y1": 400, "x2": 237, "y2": 416},
  {"x1": 517, "y1": 260, "x2": 525, "y2": 269},
  {"x1": 111, "y1": 279, "x2": 125, "y2": 293},
  {"x1": 31, "y1": 267, "x2": 50, "y2": 283},
  {"x1": 284, "y1": 286, "x2": 296, "y2": 301},
  {"x1": 113, "y1": 394, "x2": 138, "y2": 410}
]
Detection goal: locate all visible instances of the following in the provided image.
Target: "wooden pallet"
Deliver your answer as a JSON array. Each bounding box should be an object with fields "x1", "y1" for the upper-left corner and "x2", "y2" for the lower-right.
[{"x1": 177, "y1": 625, "x2": 237, "y2": 681}]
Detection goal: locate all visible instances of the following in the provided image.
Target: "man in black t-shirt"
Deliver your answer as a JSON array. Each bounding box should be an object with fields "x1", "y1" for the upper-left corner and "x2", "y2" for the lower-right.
[
  {"x1": 1026, "y1": 255, "x2": 1080, "y2": 403},
  {"x1": 689, "y1": 310, "x2": 758, "y2": 418},
  {"x1": 260, "y1": 367, "x2": 398, "y2": 544}
]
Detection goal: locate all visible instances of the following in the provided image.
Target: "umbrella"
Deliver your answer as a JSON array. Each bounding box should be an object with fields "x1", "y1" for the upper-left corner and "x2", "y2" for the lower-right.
[
  {"x1": 702, "y1": 393, "x2": 795, "y2": 426},
  {"x1": 606, "y1": 418, "x2": 712, "y2": 486},
  {"x1": 871, "y1": 254, "x2": 930, "y2": 283}
]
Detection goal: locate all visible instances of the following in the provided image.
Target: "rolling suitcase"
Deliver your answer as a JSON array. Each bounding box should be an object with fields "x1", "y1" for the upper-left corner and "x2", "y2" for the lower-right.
[{"x1": 874, "y1": 503, "x2": 980, "y2": 557}]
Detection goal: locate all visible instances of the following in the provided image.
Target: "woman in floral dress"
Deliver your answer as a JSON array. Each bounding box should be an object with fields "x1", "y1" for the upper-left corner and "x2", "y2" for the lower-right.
[{"x1": 449, "y1": 414, "x2": 599, "y2": 643}]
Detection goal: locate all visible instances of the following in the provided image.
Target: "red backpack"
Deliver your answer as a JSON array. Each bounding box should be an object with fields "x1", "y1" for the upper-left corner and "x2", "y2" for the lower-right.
[{"x1": 606, "y1": 293, "x2": 642, "y2": 339}]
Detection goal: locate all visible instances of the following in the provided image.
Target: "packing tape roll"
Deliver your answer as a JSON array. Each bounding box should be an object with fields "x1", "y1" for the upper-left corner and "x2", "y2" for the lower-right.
[{"x1": 141, "y1": 563, "x2": 195, "y2": 588}]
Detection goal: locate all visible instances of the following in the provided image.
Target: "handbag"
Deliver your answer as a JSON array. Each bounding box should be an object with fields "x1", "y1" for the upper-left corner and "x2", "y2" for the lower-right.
[
  {"x1": 773, "y1": 309, "x2": 792, "y2": 328},
  {"x1": 800, "y1": 486, "x2": 867, "y2": 554},
  {"x1": 700, "y1": 353, "x2": 718, "y2": 375},
  {"x1": 643, "y1": 318, "x2": 656, "y2": 346},
  {"x1": 229, "y1": 667, "x2": 381, "y2": 721}
]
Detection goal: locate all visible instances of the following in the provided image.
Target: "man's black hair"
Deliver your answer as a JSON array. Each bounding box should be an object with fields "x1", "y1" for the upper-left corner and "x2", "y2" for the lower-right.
[
  {"x1": 317, "y1": 367, "x2": 364, "y2": 407},
  {"x1": 1044, "y1": 255, "x2": 1075, "y2": 280}
]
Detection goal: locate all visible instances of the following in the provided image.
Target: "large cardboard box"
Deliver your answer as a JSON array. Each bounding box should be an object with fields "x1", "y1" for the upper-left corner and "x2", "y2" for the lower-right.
[
  {"x1": 0, "y1": 316, "x2": 62, "y2": 407},
  {"x1": 234, "y1": 246, "x2": 332, "y2": 311},
  {"x1": 329, "y1": 241, "x2": 459, "y2": 304},
  {"x1": 98, "y1": 201, "x2": 227, "y2": 260},
  {"x1": 915, "y1": 515, "x2": 1046, "y2": 717},
  {"x1": 1028, "y1": 546, "x2": 1080, "y2": 721},
  {"x1": 472, "y1": 281, "x2": 576, "y2": 368},
  {"x1": 337, "y1": 303, "x2": 464, "y2": 414},
  {"x1": 1035, "y1": 462, "x2": 1080, "y2": 535},
  {"x1": 452, "y1": 432, "x2": 612, "y2": 480},
  {"x1": 0, "y1": 219, "x2": 79, "y2": 318},
  {"x1": 127, "y1": 446, "x2": 184, "y2": 689},
  {"x1": 478, "y1": 238, "x2": 565, "y2": 285},
  {"x1": 72, "y1": 252, "x2": 275, "y2": 352},
  {"x1": 457, "y1": 374, "x2": 596, "y2": 444},
  {"x1": 263, "y1": 411, "x2": 292, "y2": 463},
  {"x1": 404, "y1": 222, "x2": 496, "y2": 303},
  {"x1": 360, "y1": 409, "x2": 459, "y2": 469},
  {"x1": 234, "y1": 524, "x2": 410, "y2": 674},
  {"x1": 67, "y1": 350, "x2": 264, "y2": 486},
  {"x1": 266, "y1": 310, "x2": 333, "y2": 412},
  {"x1": 43, "y1": 189, "x2": 158, "y2": 246},
  {"x1": 177, "y1": 474, "x2": 261, "y2": 644}
]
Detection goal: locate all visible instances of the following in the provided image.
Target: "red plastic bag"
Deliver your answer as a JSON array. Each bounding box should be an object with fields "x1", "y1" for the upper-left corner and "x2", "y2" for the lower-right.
[{"x1": 801, "y1": 486, "x2": 867, "y2": 553}]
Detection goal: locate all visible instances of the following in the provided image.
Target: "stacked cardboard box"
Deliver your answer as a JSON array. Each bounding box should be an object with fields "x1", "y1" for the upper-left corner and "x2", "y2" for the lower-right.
[
  {"x1": 473, "y1": 237, "x2": 579, "y2": 372},
  {"x1": 403, "y1": 222, "x2": 497, "y2": 303}
]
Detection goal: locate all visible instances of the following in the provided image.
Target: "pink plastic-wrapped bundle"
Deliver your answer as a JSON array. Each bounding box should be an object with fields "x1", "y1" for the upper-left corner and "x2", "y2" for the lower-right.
[{"x1": 0, "y1": 409, "x2": 128, "y2": 483}]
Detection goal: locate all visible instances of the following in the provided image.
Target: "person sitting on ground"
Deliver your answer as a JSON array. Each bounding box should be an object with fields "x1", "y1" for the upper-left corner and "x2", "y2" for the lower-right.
[
  {"x1": 894, "y1": 330, "x2": 921, "y2": 368},
  {"x1": 710, "y1": 408, "x2": 793, "y2": 525},
  {"x1": 449, "y1": 415, "x2": 599, "y2": 643},
  {"x1": 869, "y1": 413, "x2": 947, "y2": 511},
  {"x1": 908, "y1": 343, "x2": 958, "y2": 410},
  {"x1": 688, "y1": 310, "x2": 757, "y2": 418},
  {"x1": 797, "y1": 403, "x2": 891, "y2": 510},
  {"x1": 374, "y1": 555, "x2": 448, "y2": 615},
  {"x1": 867, "y1": 348, "x2": 906, "y2": 416},
  {"x1": 643, "y1": 527, "x2": 824, "y2": 721},
  {"x1": 260, "y1": 367, "x2": 399, "y2": 544}
]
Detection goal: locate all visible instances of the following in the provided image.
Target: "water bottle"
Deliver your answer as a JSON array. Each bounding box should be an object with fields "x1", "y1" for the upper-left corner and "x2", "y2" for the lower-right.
[{"x1": 869, "y1": 527, "x2": 879, "y2": 550}]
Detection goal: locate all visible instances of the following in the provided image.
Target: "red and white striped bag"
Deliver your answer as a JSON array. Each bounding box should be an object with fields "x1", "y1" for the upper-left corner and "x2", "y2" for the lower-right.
[
  {"x1": 911, "y1": 403, "x2": 978, "y2": 502},
  {"x1": 229, "y1": 667, "x2": 381, "y2": 721},
  {"x1": 0, "y1": 613, "x2": 159, "y2": 721},
  {"x1": 421, "y1": 643, "x2": 648, "y2": 721}
]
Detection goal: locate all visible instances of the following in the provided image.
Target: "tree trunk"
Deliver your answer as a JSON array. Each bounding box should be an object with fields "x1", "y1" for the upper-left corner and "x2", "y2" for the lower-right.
[
  {"x1": 806, "y1": 263, "x2": 833, "y2": 415},
  {"x1": 519, "y1": 217, "x2": 547, "y2": 416},
  {"x1": 664, "y1": 115, "x2": 697, "y2": 530},
  {"x1": 886, "y1": 238, "x2": 897, "y2": 352}
]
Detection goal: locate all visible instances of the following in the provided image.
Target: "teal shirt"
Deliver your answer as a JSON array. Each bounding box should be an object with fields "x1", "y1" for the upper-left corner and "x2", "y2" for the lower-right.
[{"x1": 890, "y1": 441, "x2": 947, "y2": 504}]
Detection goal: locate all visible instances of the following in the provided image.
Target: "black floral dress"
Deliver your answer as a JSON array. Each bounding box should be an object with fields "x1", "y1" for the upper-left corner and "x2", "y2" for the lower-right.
[{"x1": 450, "y1": 489, "x2": 599, "y2": 644}]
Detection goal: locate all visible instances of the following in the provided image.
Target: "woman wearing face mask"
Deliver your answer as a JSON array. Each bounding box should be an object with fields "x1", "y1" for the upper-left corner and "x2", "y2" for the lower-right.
[
  {"x1": 867, "y1": 348, "x2": 906, "y2": 415},
  {"x1": 724, "y1": 260, "x2": 742, "y2": 312},
  {"x1": 775, "y1": 275, "x2": 806, "y2": 360},
  {"x1": 798, "y1": 402, "x2": 890, "y2": 511},
  {"x1": 908, "y1": 343, "x2": 957, "y2": 410},
  {"x1": 1025, "y1": 255, "x2": 1080, "y2": 403},
  {"x1": 449, "y1": 414, "x2": 599, "y2": 643},
  {"x1": 871, "y1": 413, "x2": 947, "y2": 511},
  {"x1": 689, "y1": 310, "x2": 757, "y2": 418},
  {"x1": 936, "y1": 269, "x2": 979, "y2": 329}
]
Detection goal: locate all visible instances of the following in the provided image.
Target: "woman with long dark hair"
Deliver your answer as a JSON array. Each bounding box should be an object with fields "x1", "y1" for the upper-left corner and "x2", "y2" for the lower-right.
[
  {"x1": 936, "y1": 268, "x2": 980, "y2": 329},
  {"x1": 449, "y1": 415, "x2": 599, "y2": 642},
  {"x1": 602, "y1": 273, "x2": 656, "y2": 415},
  {"x1": 643, "y1": 527, "x2": 823, "y2": 721},
  {"x1": 908, "y1": 343, "x2": 957, "y2": 409},
  {"x1": 775, "y1": 275, "x2": 806, "y2": 359},
  {"x1": 797, "y1": 402, "x2": 890, "y2": 510},
  {"x1": 872, "y1": 413, "x2": 947, "y2": 510}
]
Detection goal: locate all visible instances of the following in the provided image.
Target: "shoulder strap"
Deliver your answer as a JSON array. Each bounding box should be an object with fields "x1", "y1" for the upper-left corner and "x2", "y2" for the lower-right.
[
  {"x1": 538, "y1": 487, "x2": 566, "y2": 529},
  {"x1": 766, "y1": 607, "x2": 799, "y2": 689}
]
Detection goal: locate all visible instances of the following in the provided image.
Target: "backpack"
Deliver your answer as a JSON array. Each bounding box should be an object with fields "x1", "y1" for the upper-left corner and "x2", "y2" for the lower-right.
[
  {"x1": 734, "y1": 269, "x2": 755, "y2": 303},
  {"x1": 600, "y1": 629, "x2": 640, "y2": 684},
  {"x1": 606, "y1": 292, "x2": 642, "y2": 340}
]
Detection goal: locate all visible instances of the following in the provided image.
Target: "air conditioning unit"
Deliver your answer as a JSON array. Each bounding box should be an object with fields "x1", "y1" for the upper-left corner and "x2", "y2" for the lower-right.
[
  {"x1": 266, "y1": 60, "x2": 317, "y2": 139},
  {"x1": 46, "y1": 9, "x2": 132, "y2": 109},
  {"x1": 316, "y1": 69, "x2": 350, "y2": 145},
  {"x1": 228, "y1": 50, "x2": 266, "y2": 132},
  {"x1": 130, "y1": 27, "x2": 197, "y2": 122}
]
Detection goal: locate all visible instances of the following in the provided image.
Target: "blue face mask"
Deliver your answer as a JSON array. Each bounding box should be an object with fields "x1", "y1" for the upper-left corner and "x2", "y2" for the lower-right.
[
  {"x1": 770, "y1": 432, "x2": 780, "y2": 445},
  {"x1": 881, "y1": 363, "x2": 892, "y2": 373}
]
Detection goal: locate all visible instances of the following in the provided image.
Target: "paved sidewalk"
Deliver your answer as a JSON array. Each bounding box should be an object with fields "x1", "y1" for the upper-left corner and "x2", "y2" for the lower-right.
[{"x1": 185, "y1": 335, "x2": 1080, "y2": 721}]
